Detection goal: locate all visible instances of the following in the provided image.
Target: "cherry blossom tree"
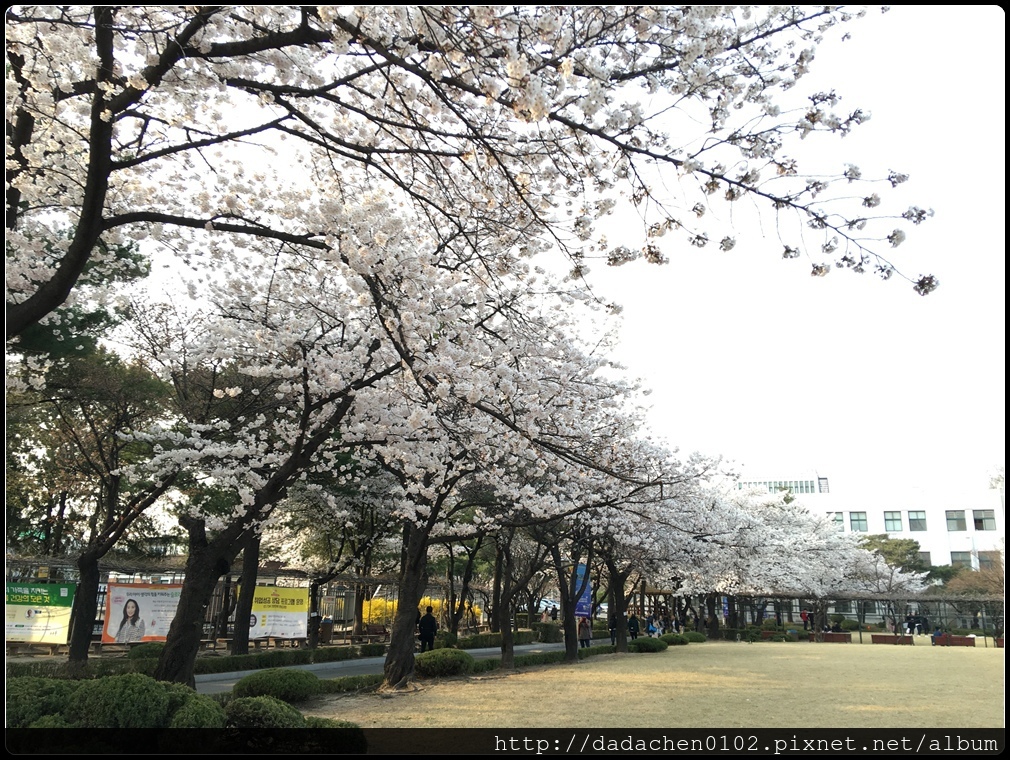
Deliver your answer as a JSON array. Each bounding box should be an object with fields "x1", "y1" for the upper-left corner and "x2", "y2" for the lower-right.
[{"x1": 6, "y1": 6, "x2": 937, "y2": 344}]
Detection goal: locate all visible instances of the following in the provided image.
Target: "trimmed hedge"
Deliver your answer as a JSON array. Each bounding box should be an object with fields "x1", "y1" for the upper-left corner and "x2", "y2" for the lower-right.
[
  {"x1": 628, "y1": 637, "x2": 669, "y2": 653},
  {"x1": 225, "y1": 695, "x2": 305, "y2": 728},
  {"x1": 414, "y1": 648, "x2": 475, "y2": 678},
  {"x1": 6, "y1": 677, "x2": 82, "y2": 728},
  {"x1": 126, "y1": 642, "x2": 166, "y2": 660},
  {"x1": 455, "y1": 630, "x2": 537, "y2": 649},
  {"x1": 683, "y1": 631, "x2": 707, "y2": 643},
  {"x1": 660, "y1": 633, "x2": 688, "y2": 646},
  {"x1": 66, "y1": 672, "x2": 173, "y2": 728},
  {"x1": 8, "y1": 673, "x2": 234, "y2": 729},
  {"x1": 233, "y1": 667, "x2": 320, "y2": 703},
  {"x1": 169, "y1": 693, "x2": 227, "y2": 728},
  {"x1": 531, "y1": 622, "x2": 563, "y2": 643}
]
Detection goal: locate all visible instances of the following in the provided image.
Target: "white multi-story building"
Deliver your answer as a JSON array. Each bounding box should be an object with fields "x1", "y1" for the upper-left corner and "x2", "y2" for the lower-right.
[{"x1": 736, "y1": 473, "x2": 1005, "y2": 572}]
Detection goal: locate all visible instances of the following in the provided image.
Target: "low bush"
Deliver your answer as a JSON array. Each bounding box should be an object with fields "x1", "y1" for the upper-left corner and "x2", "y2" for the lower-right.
[
  {"x1": 628, "y1": 637, "x2": 668, "y2": 653},
  {"x1": 840, "y1": 619, "x2": 862, "y2": 631},
  {"x1": 660, "y1": 633, "x2": 688, "y2": 646},
  {"x1": 303, "y1": 718, "x2": 368, "y2": 752},
  {"x1": 414, "y1": 648, "x2": 475, "y2": 678},
  {"x1": 233, "y1": 667, "x2": 320, "y2": 703},
  {"x1": 66, "y1": 673, "x2": 172, "y2": 728},
  {"x1": 683, "y1": 631, "x2": 707, "y2": 643},
  {"x1": 532, "y1": 622, "x2": 563, "y2": 643},
  {"x1": 311, "y1": 646, "x2": 357, "y2": 664},
  {"x1": 225, "y1": 695, "x2": 305, "y2": 728},
  {"x1": 358, "y1": 643, "x2": 385, "y2": 657},
  {"x1": 6, "y1": 676, "x2": 82, "y2": 728},
  {"x1": 760, "y1": 619, "x2": 779, "y2": 630},
  {"x1": 456, "y1": 630, "x2": 536, "y2": 649},
  {"x1": 126, "y1": 642, "x2": 166, "y2": 660},
  {"x1": 169, "y1": 693, "x2": 227, "y2": 728}
]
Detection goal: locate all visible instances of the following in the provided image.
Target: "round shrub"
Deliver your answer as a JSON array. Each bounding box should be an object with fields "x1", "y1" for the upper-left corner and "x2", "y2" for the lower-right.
[
  {"x1": 127, "y1": 641, "x2": 166, "y2": 660},
  {"x1": 66, "y1": 673, "x2": 172, "y2": 728},
  {"x1": 414, "y1": 648, "x2": 475, "y2": 678},
  {"x1": 169, "y1": 692, "x2": 227, "y2": 728},
  {"x1": 233, "y1": 667, "x2": 320, "y2": 703},
  {"x1": 7, "y1": 677, "x2": 82, "y2": 728},
  {"x1": 225, "y1": 695, "x2": 305, "y2": 728},
  {"x1": 660, "y1": 633, "x2": 688, "y2": 646},
  {"x1": 302, "y1": 718, "x2": 368, "y2": 753},
  {"x1": 628, "y1": 637, "x2": 668, "y2": 653},
  {"x1": 683, "y1": 631, "x2": 707, "y2": 643}
]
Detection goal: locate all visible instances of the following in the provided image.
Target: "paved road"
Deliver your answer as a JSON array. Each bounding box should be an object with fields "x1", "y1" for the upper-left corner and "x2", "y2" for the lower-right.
[{"x1": 195, "y1": 640, "x2": 576, "y2": 695}]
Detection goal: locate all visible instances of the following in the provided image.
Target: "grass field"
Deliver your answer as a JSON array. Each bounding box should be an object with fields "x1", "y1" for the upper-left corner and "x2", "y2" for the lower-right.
[{"x1": 303, "y1": 640, "x2": 1004, "y2": 728}]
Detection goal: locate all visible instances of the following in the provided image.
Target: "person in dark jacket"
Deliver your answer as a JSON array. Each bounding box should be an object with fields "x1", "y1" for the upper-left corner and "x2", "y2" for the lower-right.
[
  {"x1": 627, "y1": 613, "x2": 640, "y2": 640},
  {"x1": 418, "y1": 605, "x2": 438, "y2": 652}
]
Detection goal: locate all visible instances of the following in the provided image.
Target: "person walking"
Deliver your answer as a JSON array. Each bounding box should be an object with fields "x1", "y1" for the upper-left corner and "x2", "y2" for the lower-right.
[{"x1": 627, "y1": 613, "x2": 640, "y2": 641}]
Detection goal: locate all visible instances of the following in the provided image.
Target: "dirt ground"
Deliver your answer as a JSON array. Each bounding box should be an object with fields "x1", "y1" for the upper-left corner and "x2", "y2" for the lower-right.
[{"x1": 302, "y1": 640, "x2": 1004, "y2": 728}]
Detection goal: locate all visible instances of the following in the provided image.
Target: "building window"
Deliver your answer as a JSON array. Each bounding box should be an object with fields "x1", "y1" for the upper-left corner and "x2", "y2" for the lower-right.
[
  {"x1": 918, "y1": 552, "x2": 931, "y2": 567},
  {"x1": 849, "y1": 512, "x2": 868, "y2": 532},
  {"x1": 884, "y1": 511, "x2": 902, "y2": 531},
  {"x1": 950, "y1": 551, "x2": 972, "y2": 569},
  {"x1": 818, "y1": 477, "x2": 830, "y2": 494},
  {"x1": 979, "y1": 551, "x2": 1000, "y2": 571},
  {"x1": 834, "y1": 600, "x2": 851, "y2": 614},
  {"x1": 908, "y1": 511, "x2": 927, "y2": 531},
  {"x1": 946, "y1": 510, "x2": 967, "y2": 531},
  {"x1": 832, "y1": 512, "x2": 844, "y2": 532},
  {"x1": 973, "y1": 510, "x2": 996, "y2": 531}
]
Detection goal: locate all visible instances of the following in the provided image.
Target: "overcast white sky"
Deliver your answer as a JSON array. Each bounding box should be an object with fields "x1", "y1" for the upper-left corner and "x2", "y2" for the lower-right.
[{"x1": 587, "y1": 5, "x2": 1006, "y2": 504}]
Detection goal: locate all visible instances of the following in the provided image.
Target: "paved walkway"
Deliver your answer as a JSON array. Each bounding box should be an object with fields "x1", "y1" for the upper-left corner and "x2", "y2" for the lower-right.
[{"x1": 195, "y1": 640, "x2": 574, "y2": 694}]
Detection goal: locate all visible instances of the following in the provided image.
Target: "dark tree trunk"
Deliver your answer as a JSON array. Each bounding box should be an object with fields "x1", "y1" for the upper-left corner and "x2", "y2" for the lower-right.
[
  {"x1": 231, "y1": 532, "x2": 260, "y2": 655},
  {"x1": 67, "y1": 549, "x2": 102, "y2": 665},
  {"x1": 215, "y1": 575, "x2": 232, "y2": 638},
  {"x1": 549, "y1": 545, "x2": 580, "y2": 663},
  {"x1": 382, "y1": 522, "x2": 429, "y2": 688},
  {"x1": 307, "y1": 579, "x2": 322, "y2": 649},
  {"x1": 604, "y1": 557, "x2": 631, "y2": 652},
  {"x1": 706, "y1": 594, "x2": 720, "y2": 638},
  {"x1": 153, "y1": 544, "x2": 231, "y2": 686},
  {"x1": 490, "y1": 543, "x2": 503, "y2": 634}
]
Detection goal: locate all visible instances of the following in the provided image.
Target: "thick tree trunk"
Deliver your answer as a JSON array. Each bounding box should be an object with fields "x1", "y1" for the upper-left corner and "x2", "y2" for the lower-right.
[
  {"x1": 548, "y1": 545, "x2": 579, "y2": 663},
  {"x1": 231, "y1": 533, "x2": 260, "y2": 655},
  {"x1": 154, "y1": 542, "x2": 232, "y2": 686},
  {"x1": 67, "y1": 550, "x2": 102, "y2": 665},
  {"x1": 382, "y1": 523, "x2": 429, "y2": 688}
]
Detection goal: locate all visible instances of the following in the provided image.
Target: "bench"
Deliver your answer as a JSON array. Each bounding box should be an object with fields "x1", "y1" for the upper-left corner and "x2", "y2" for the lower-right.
[
  {"x1": 351, "y1": 623, "x2": 389, "y2": 643},
  {"x1": 932, "y1": 634, "x2": 976, "y2": 647},
  {"x1": 811, "y1": 632, "x2": 851, "y2": 643},
  {"x1": 871, "y1": 634, "x2": 914, "y2": 645}
]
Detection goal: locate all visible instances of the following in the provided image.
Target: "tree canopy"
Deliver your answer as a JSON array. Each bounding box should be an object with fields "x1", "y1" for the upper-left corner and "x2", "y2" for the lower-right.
[{"x1": 6, "y1": 5, "x2": 937, "y2": 341}]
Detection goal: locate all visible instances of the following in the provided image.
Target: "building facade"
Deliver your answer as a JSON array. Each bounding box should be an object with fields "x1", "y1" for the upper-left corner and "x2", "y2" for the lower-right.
[{"x1": 737, "y1": 474, "x2": 1005, "y2": 572}]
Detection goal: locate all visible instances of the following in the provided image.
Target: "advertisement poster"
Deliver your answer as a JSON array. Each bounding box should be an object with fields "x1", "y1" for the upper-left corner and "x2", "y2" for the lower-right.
[
  {"x1": 247, "y1": 586, "x2": 309, "y2": 639},
  {"x1": 5, "y1": 583, "x2": 76, "y2": 644},
  {"x1": 574, "y1": 564, "x2": 593, "y2": 618},
  {"x1": 102, "y1": 583, "x2": 182, "y2": 643}
]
